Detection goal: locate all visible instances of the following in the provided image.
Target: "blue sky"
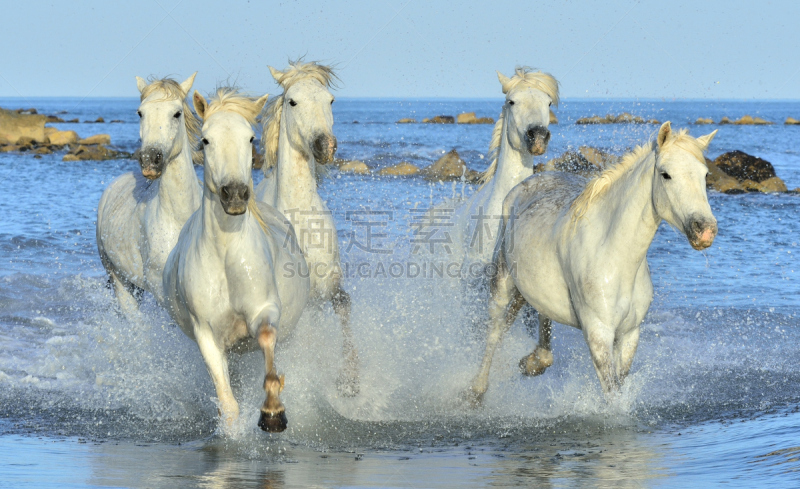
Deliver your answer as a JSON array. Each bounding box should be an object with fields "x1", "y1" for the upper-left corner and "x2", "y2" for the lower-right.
[{"x1": 2, "y1": 0, "x2": 798, "y2": 99}]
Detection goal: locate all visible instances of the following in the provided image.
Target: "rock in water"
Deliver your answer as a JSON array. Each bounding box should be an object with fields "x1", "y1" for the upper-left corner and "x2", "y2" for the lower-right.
[
  {"x1": 46, "y1": 129, "x2": 79, "y2": 146},
  {"x1": 77, "y1": 134, "x2": 111, "y2": 145},
  {"x1": 63, "y1": 144, "x2": 128, "y2": 161},
  {"x1": 695, "y1": 118, "x2": 714, "y2": 124},
  {"x1": 396, "y1": 118, "x2": 416, "y2": 124},
  {"x1": 421, "y1": 149, "x2": 480, "y2": 182},
  {"x1": 338, "y1": 160, "x2": 370, "y2": 174},
  {"x1": 714, "y1": 151, "x2": 777, "y2": 183},
  {"x1": 252, "y1": 146, "x2": 264, "y2": 170},
  {"x1": 706, "y1": 151, "x2": 788, "y2": 194},
  {"x1": 422, "y1": 115, "x2": 455, "y2": 124},
  {"x1": 456, "y1": 112, "x2": 494, "y2": 124},
  {"x1": 378, "y1": 162, "x2": 420, "y2": 176},
  {"x1": 785, "y1": 117, "x2": 800, "y2": 125},
  {"x1": 0, "y1": 108, "x2": 47, "y2": 145}
]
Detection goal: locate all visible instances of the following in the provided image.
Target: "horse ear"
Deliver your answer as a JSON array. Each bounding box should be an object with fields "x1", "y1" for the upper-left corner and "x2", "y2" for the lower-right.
[
  {"x1": 180, "y1": 72, "x2": 197, "y2": 95},
  {"x1": 192, "y1": 90, "x2": 207, "y2": 120},
  {"x1": 254, "y1": 93, "x2": 269, "y2": 112},
  {"x1": 497, "y1": 71, "x2": 512, "y2": 94},
  {"x1": 269, "y1": 66, "x2": 284, "y2": 83},
  {"x1": 657, "y1": 121, "x2": 672, "y2": 148},
  {"x1": 696, "y1": 129, "x2": 718, "y2": 151},
  {"x1": 135, "y1": 76, "x2": 147, "y2": 93}
]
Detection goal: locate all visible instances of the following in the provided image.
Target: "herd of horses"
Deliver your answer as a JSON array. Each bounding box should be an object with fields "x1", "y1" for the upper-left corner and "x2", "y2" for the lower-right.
[{"x1": 95, "y1": 61, "x2": 719, "y2": 433}]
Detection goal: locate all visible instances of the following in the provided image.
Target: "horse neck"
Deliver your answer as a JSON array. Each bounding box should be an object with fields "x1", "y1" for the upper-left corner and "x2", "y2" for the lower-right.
[
  {"x1": 158, "y1": 130, "x2": 201, "y2": 218},
  {"x1": 274, "y1": 119, "x2": 319, "y2": 211},
  {"x1": 490, "y1": 117, "x2": 534, "y2": 201},
  {"x1": 587, "y1": 151, "x2": 660, "y2": 263},
  {"x1": 200, "y1": 186, "x2": 248, "y2": 247}
]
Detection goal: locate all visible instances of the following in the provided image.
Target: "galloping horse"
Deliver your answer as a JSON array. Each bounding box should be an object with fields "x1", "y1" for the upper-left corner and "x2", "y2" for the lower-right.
[
  {"x1": 163, "y1": 89, "x2": 309, "y2": 432},
  {"x1": 255, "y1": 60, "x2": 359, "y2": 395},
  {"x1": 452, "y1": 67, "x2": 559, "y2": 264},
  {"x1": 469, "y1": 122, "x2": 718, "y2": 400},
  {"x1": 96, "y1": 73, "x2": 202, "y2": 317}
]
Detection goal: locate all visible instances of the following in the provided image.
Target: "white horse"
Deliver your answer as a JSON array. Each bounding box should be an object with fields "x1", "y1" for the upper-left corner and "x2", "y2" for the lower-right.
[
  {"x1": 96, "y1": 73, "x2": 202, "y2": 316},
  {"x1": 255, "y1": 60, "x2": 359, "y2": 395},
  {"x1": 469, "y1": 122, "x2": 718, "y2": 400},
  {"x1": 450, "y1": 67, "x2": 559, "y2": 264},
  {"x1": 163, "y1": 88, "x2": 309, "y2": 432}
]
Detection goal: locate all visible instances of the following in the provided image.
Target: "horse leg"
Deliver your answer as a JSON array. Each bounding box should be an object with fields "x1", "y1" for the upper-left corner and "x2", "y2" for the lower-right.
[
  {"x1": 583, "y1": 321, "x2": 621, "y2": 396},
  {"x1": 332, "y1": 287, "x2": 359, "y2": 397},
  {"x1": 257, "y1": 323, "x2": 287, "y2": 432},
  {"x1": 195, "y1": 326, "x2": 239, "y2": 430},
  {"x1": 468, "y1": 269, "x2": 526, "y2": 404},
  {"x1": 614, "y1": 326, "x2": 640, "y2": 383},
  {"x1": 519, "y1": 313, "x2": 554, "y2": 377},
  {"x1": 108, "y1": 269, "x2": 141, "y2": 320}
]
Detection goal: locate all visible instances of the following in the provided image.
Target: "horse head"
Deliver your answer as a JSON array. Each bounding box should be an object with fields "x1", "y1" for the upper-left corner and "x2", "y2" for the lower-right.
[
  {"x1": 653, "y1": 121, "x2": 719, "y2": 250},
  {"x1": 193, "y1": 89, "x2": 269, "y2": 215},
  {"x1": 135, "y1": 73, "x2": 197, "y2": 179},
  {"x1": 497, "y1": 68, "x2": 558, "y2": 156},
  {"x1": 269, "y1": 62, "x2": 337, "y2": 164}
]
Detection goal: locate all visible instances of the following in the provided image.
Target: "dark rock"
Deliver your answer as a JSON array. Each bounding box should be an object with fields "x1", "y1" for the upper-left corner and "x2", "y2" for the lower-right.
[
  {"x1": 714, "y1": 150, "x2": 777, "y2": 183},
  {"x1": 422, "y1": 115, "x2": 455, "y2": 124}
]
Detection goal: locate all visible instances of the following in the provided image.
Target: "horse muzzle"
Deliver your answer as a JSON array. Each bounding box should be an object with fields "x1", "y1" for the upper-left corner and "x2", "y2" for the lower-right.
[
  {"x1": 218, "y1": 182, "x2": 250, "y2": 215},
  {"x1": 524, "y1": 126, "x2": 551, "y2": 156},
  {"x1": 312, "y1": 134, "x2": 337, "y2": 164},
  {"x1": 138, "y1": 147, "x2": 164, "y2": 180},
  {"x1": 686, "y1": 218, "x2": 718, "y2": 250}
]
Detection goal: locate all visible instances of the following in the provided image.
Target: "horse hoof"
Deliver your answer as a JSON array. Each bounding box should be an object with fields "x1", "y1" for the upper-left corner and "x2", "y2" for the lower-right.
[
  {"x1": 519, "y1": 348, "x2": 553, "y2": 377},
  {"x1": 258, "y1": 410, "x2": 288, "y2": 433},
  {"x1": 461, "y1": 387, "x2": 485, "y2": 408}
]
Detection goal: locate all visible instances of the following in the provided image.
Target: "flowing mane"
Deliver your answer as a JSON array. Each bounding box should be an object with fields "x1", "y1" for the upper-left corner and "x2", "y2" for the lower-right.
[
  {"x1": 140, "y1": 77, "x2": 203, "y2": 165},
  {"x1": 261, "y1": 60, "x2": 338, "y2": 172},
  {"x1": 203, "y1": 87, "x2": 270, "y2": 234},
  {"x1": 477, "y1": 67, "x2": 560, "y2": 186},
  {"x1": 570, "y1": 129, "x2": 707, "y2": 222},
  {"x1": 204, "y1": 87, "x2": 263, "y2": 125}
]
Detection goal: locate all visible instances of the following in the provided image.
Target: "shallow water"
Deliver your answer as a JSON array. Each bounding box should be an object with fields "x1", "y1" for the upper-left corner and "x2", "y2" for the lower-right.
[{"x1": 0, "y1": 97, "x2": 799, "y2": 487}]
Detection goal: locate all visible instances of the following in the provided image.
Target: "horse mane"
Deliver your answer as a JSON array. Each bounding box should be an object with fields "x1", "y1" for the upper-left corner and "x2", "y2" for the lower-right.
[
  {"x1": 203, "y1": 86, "x2": 270, "y2": 235},
  {"x1": 261, "y1": 60, "x2": 338, "y2": 177},
  {"x1": 476, "y1": 67, "x2": 560, "y2": 186},
  {"x1": 570, "y1": 129, "x2": 707, "y2": 222},
  {"x1": 204, "y1": 87, "x2": 263, "y2": 125},
  {"x1": 140, "y1": 77, "x2": 203, "y2": 165}
]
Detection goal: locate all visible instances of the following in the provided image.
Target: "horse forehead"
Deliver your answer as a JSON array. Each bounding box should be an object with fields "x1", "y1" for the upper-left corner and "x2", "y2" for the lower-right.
[
  {"x1": 286, "y1": 78, "x2": 330, "y2": 100},
  {"x1": 203, "y1": 112, "x2": 252, "y2": 138},
  {"x1": 140, "y1": 91, "x2": 182, "y2": 108},
  {"x1": 509, "y1": 86, "x2": 551, "y2": 104},
  {"x1": 659, "y1": 149, "x2": 706, "y2": 173}
]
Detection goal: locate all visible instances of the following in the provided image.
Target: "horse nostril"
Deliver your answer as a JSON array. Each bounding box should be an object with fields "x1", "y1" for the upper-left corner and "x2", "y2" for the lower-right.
[
  {"x1": 220, "y1": 186, "x2": 230, "y2": 200},
  {"x1": 241, "y1": 187, "x2": 250, "y2": 201},
  {"x1": 526, "y1": 129, "x2": 536, "y2": 139}
]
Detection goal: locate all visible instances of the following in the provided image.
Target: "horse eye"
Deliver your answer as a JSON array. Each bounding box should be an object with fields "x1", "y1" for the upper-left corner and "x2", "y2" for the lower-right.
[
  {"x1": 249, "y1": 136, "x2": 255, "y2": 143},
  {"x1": 508, "y1": 100, "x2": 515, "y2": 106},
  {"x1": 661, "y1": 172, "x2": 672, "y2": 180},
  {"x1": 331, "y1": 98, "x2": 335, "y2": 105},
  {"x1": 137, "y1": 110, "x2": 142, "y2": 118},
  {"x1": 202, "y1": 138, "x2": 209, "y2": 145},
  {"x1": 549, "y1": 102, "x2": 552, "y2": 107},
  {"x1": 174, "y1": 110, "x2": 182, "y2": 118},
  {"x1": 288, "y1": 99, "x2": 297, "y2": 107}
]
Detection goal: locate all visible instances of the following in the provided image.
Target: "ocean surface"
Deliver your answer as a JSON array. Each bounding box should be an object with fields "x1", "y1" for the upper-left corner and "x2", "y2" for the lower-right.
[{"x1": 0, "y1": 97, "x2": 799, "y2": 488}]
